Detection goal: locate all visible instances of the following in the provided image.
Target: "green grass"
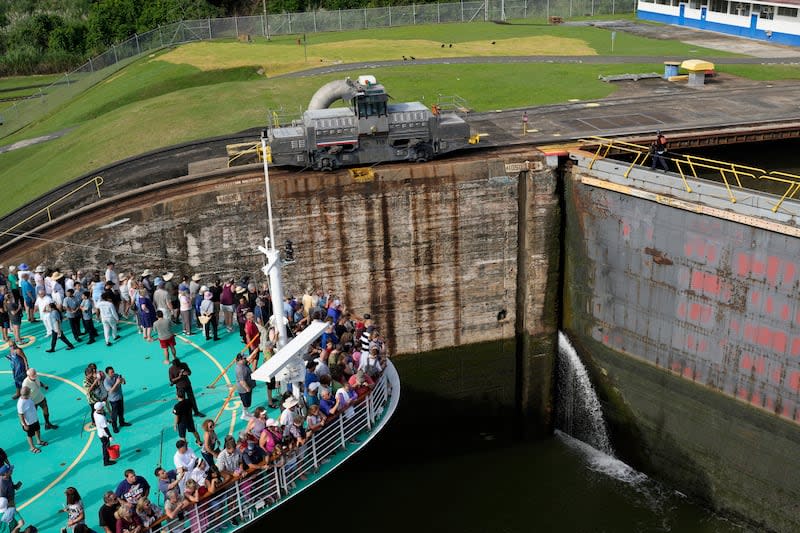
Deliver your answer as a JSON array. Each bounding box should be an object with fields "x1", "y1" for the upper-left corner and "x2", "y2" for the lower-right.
[
  {"x1": 722, "y1": 64, "x2": 800, "y2": 80},
  {"x1": 0, "y1": 74, "x2": 64, "y2": 91},
  {"x1": 0, "y1": 19, "x2": 791, "y2": 218}
]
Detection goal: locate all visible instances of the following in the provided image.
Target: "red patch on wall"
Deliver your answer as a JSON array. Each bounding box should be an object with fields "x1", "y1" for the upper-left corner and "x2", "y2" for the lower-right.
[
  {"x1": 736, "y1": 253, "x2": 750, "y2": 277},
  {"x1": 622, "y1": 222, "x2": 630, "y2": 238},
  {"x1": 740, "y1": 353, "x2": 752, "y2": 370},
  {"x1": 677, "y1": 302, "x2": 686, "y2": 319},
  {"x1": 791, "y1": 338, "x2": 800, "y2": 357},
  {"x1": 750, "y1": 290, "x2": 760, "y2": 308},
  {"x1": 682, "y1": 367, "x2": 694, "y2": 380},
  {"x1": 765, "y1": 296, "x2": 774, "y2": 315},
  {"x1": 766, "y1": 256, "x2": 781, "y2": 286},
  {"x1": 789, "y1": 371, "x2": 800, "y2": 392},
  {"x1": 781, "y1": 304, "x2": 790, "y2": 322},
  {"x1": 751, "y1": 392, "x2": 761, "y2": 406},
  {"x1": 772, "y1": 331, "x2": 787, "y2": 353},
  {"x1": 771, "y1": 365, "x2": 783, "y2": 385}
]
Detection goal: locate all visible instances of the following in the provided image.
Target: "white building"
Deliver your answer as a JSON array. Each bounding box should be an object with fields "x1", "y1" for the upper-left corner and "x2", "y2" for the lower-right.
[{"x1": 637, "y1": 0, "x2": 800, "y2": 45}]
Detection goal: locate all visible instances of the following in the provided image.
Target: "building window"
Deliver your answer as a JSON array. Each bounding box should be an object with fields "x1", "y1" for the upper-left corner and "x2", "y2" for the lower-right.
[
  {"x1": 777, "y1": 5, "x2": 797, "y2": 16},
  {"x1": 731, "y1": 2, "x2": 750, "y2": 15},
  {"x1": 709, "y1": 0, "x2": 728, "y2": 12},
  {"x1": 689, "y1": 0, "x2": 708, "y2": 8}
]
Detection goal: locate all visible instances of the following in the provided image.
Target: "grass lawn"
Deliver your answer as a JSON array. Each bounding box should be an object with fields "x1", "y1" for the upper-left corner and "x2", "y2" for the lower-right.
[{"x1": 0, "y1": 19, "x2": 793, "y2": 218}]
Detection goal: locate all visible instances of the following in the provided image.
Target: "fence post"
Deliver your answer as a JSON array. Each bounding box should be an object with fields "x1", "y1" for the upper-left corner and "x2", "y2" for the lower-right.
[
  {"x1": 234, "y1": 481, "x2": 245, "y2": 519},
  {"x1": 135, "y1": 34, "x2": 141, "y2": 55},
  {"x1": 159, "y1": 26, "x2": 163, "y2": 47},
  {"x1": 65, "y1": 72, "x2": 70, "y2": 86},
  {"x1": 338, "y1": 415, "x2": 346, "y2": 449},
  {"x1": 437, "y1": 2, "x2": 440, "y2": 22},
  {"x1": 288, "y1": 12, "x2": 292, "y2": 34},
  {"x1": 112, "y1": 44, "x2": 118, "y2": 64},
  {"x1": 413, "y1": 3, "x2": 416, "y2": 24},
  {"x1": 311, "y1": 435, "x2": 319, "y2": 469},
  {"x1": 235, "y1": 15, "x2": 239, "y2": 36},
  {"x1": 208, "y1": 17, "x2": 212, "y2": 39},
  {"x1": 339, "y1": 9, "x2": 342, "y2": 31},
  {"x1": 273, "y1": 467, "x2": 282, "y2": 498},
  {"x1": 389, "y1": 5, "x2": 392, "y2": 26},
  {"x1": 364, "y1": 8, "x2": 367, "y2": 28},
  {"x1": 89, "y1": 57, "x2": 94, "y2": 73},
  {"x1": 461, "y1": 0, "x2": 464, "y2": 21},
  {"x1": 314, "y1": 10, "x2": 317, "y2": 32}
]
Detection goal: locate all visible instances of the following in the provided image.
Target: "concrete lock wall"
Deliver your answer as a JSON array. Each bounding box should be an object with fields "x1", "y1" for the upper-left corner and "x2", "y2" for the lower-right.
[
  {"x1": 2, "y1": 153, "x2": 559, "y2": 429},
  {"x1": 562, "y1": 160, "x2": 800, "y2": 532}
]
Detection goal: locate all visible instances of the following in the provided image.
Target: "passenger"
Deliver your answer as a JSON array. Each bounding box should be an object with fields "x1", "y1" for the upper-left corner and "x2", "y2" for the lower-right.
[
  {"x1": 173, "y1": 440, "x2": 199, "y2": 490},
  {"x1": 173, "y1": 389, "x2": 202, "y2": 446},
  {"x1": 154, "y1": 467, "x2": 183, "y2": 500},
  {"x1": 245, "y1": 407, "x2": 268, "y2": 440},
  {"x1": 98, "y1": 491, "x2": 120, "y2": 533},
  {"x1": 60, "y1": 486, "x2": 87, "y2": 533},
  {"x1": 79, "y1": 291, "x2": 98, "y2": 344},
  {"x1": 154, "y1": 310, "x2": 177, "y2": 364},
  {"x1": 17, "y1": 387, "x2": 46, "y2": 454},
  {"x1": 6, "y1": 341, "x2": 28, "y2": 400},
  {"x1": 220, "y1": 278, "x2": 236, "y2": 332},
  {"x1": 163, "y1": 489, "x2": 183, "y2": 520},
  {"x1": 96, "y1": 293, "x2": 120, "y2": 347},
  {"x1": 45, "y1": 302, "x2": 75, "y2": 353},
  {"x1": 199, "y1": 291, "x2": 219, "y2": 341},
  {"x1": 113, "y1": 503, "x2": 143, "y2": 533},
  {"x1": 305, "y1": 404, "x2": 326, "y2": 435},
  {"x1": 215, "y1": 435, "x2": 243, "y2": 483},
  {"x1": 178, "y1": 288, "x2": 194, "y2": 336},
  {"x1": 137, "y1": 287, "x2": 156, "y2": 342},
  {"x1": 200, "y1": 419, "x2": 220, "y2": 470},
  {"x1": 114, "y1": 469, "x2": 150, "y2": 507},
  {"x1": 134, "y1": 497, "x2": 161, "y2": 529},
  {"x1": 21, "y1": 368, "x2": 57, "y2": 430}
]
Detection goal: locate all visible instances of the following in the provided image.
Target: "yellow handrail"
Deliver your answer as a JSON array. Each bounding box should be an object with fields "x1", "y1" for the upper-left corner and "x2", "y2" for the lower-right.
[
  {"x1": 583, "y1": 137, "x2": 800, "y2": 212},
  {"x1": 0, "y1": 175, "x2": 104, "y2": 238}
]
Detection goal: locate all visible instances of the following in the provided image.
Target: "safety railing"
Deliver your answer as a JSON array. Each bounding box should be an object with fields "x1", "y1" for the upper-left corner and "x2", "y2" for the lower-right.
[
  {"x1": 0, "y1": 175, "x2": 104, "y2": 238},
  {"x1": 149, "y1": 361, "x2": 397, "y2": 532},
  {"x1": 582, "y1": 136, "x2": 800, "y2": 213}
]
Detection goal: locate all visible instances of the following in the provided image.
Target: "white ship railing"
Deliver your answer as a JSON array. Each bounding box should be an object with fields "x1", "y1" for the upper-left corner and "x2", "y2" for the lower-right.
[{"x1": 148, "y1": 360, "x2": 399, "y2": 532}]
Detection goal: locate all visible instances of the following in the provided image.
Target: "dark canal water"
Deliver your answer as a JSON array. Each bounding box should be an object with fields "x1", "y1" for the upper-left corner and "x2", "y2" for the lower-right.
[{"x1": 260, "y1": 393, "x2": 748, "y2": 532}]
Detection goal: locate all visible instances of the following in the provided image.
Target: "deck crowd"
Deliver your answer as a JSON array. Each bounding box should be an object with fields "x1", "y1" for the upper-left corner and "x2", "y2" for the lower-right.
[{"x1": 0, "y1": 261, "x2": 389, "y2": 533}]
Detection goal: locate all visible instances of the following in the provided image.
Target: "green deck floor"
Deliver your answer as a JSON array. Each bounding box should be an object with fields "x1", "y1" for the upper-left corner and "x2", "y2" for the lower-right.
[{"x1": 1, "y1": 316, "x2": 282, "y2": 531}]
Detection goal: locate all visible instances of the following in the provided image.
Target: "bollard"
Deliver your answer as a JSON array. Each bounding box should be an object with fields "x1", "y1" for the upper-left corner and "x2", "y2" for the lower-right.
[{"x1": 522, "y1": 111, "x2": 529, "y2": 135}]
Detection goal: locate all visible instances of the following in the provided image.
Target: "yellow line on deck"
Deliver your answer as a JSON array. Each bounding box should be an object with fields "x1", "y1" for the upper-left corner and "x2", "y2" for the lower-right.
[{"x1": 0, "y1": 371, "x2": 94, "y2": 510}]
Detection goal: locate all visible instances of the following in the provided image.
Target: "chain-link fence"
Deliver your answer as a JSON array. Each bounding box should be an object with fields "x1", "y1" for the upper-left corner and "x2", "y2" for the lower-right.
[{"x1": 0, "y1": 0, "x2": 634, "y2": 140}]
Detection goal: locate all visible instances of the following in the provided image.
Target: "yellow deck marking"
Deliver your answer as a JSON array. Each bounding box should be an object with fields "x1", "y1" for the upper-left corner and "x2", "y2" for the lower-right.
[
  {"x1": 177, "y1": 335, "x2": 237, "y2": 436},
  {"x1": 2, "y1": 336, "x2": 237, "y2": 511},
  {"x1": 0, "y1": 371, "x2": 94, "y2": 510}
]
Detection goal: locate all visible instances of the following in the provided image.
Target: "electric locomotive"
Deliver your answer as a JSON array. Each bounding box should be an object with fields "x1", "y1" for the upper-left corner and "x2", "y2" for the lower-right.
[{"x1": 266, "y1": 75, "x2": 472, "y2": 171}]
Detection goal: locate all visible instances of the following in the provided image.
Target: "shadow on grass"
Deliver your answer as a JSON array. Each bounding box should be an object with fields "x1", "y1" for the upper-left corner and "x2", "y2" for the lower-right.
[{"x1": 77, "y1": 65, "x2": 264, "y2": 123}]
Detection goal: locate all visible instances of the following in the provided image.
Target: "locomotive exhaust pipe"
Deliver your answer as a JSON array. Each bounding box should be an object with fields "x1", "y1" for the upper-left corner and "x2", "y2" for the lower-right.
[{"x1": 307, "y1": 79, "x2": 358, "y2": 110}]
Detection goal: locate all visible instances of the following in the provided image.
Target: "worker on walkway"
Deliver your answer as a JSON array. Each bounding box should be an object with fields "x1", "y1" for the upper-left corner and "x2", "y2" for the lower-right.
[{"x1": 651, "y1": 130, "x2": 669, "y2": 171}]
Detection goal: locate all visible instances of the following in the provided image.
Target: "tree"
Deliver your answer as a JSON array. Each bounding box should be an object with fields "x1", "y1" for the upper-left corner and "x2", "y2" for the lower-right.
[{"x1": 87, "y1": 0, "x2": 139, "y2": 50}]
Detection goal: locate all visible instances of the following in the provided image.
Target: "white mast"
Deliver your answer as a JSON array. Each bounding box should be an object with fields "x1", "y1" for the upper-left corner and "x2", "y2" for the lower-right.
[{"x1": 259, "y1": 131, "x2": 289, "y2": 350}]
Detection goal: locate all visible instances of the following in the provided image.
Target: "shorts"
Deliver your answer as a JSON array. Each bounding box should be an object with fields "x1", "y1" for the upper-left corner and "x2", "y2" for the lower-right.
[
  {"x1": 24, "y1": 420, "x2": 40, "y2": 437},
  {"x1": 177, "y1": 419, "x2": 196, "y2": 438},
  {"x1": 220, "y1": 304, "x2": 235, "y2": 314},
  {"x1": 159, "y1": 336, "x2": 176, "y2": 349},
  {"x1": 238, "y1": 391, "x2": 252, "y2": 409}
]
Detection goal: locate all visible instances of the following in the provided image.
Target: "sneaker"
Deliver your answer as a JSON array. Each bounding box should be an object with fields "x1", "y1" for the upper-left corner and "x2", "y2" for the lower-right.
[
  {"x1": 120, "y1": 422, "x2": 132, "y2": 427},
  {"x1": 114, "y1": 335, "x2": 121, "y2": 340},
  {"x1": 13, "y1": 482, "x2": 22, "y2": 490},
  {"x1": 66, "y1": 346, "x2": 74, "y2": 351},
  {"x1": 104, "y1": 460, "x2": 116, "y2": 466},
  {"x1": 106, "y1": 342, "x2": 111, "y2": 346},
  {"x1": 87, "y1": 339, "x2": 96, "y2": 345},
  {"x1": 45, "y1": 349, "x2": 54, "y2": 353},
  {"x1": 45, "y1": 423, "x2": 58, "y2": 430},
  {"x1": 194, "y1": 412, "x2": 206, "y2": 418}
]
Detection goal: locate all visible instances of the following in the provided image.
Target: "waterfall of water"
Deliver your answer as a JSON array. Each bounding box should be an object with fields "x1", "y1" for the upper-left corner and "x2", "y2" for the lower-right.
[{"x1": 556, "y1": 331, "x2": 614, "y2": 455}]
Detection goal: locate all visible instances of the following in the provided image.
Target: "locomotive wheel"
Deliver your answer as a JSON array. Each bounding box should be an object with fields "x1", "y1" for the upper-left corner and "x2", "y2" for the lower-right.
[
  {"x1": 320, "y1": 157, "x2": 335, "y2": 172},
  {"x1": 414, "y1": 146, "x2": 432, "y2": 163}
]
